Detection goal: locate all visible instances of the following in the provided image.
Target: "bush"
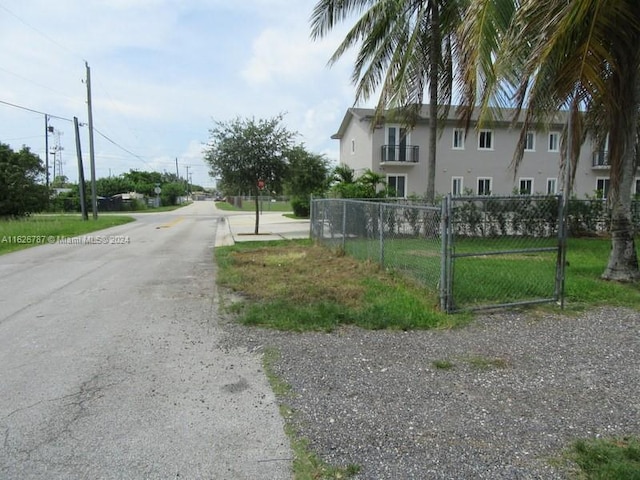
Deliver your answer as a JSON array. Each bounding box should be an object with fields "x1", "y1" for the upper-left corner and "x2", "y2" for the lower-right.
[{"x1": 291, "y1": 197, "x2": 310, "y2": 217}]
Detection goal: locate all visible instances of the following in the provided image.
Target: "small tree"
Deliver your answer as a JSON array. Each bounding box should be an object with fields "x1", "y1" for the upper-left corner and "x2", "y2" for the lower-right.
[
  {"x1": 204, "y1": 115, "x2": 296, "y2": 234},
  {"x1": 160, "y1": 182, "x2": 186, "y2": 206},
  {"x1": 0, "y1": 143, "x2": 49, "y2": 217}
]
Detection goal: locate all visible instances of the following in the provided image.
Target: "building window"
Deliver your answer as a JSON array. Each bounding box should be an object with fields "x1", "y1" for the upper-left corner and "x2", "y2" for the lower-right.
[
  {"x1": 596, "y1": 178, "x2": 610, "y2": 199},
  {"x1": 387, "y1": 175, "x2": 407, "y2": 198},
  {"x1": 548, "y1": 132, "x2": 560, "y2": 152},
  {"x1": 452, "y1": 129, "x2": 465, "y2": 149},
  {"x1": 385, "y1": 125, "x2": 409, "y2": 162},
  {"x1": 477, "y1": 177, "x2": 492, "y2": 195},
  {"x1": 452, "y1": 177, "x2": 463, "y2": 196},
  {"x1": 547, "y1": 178, "x2": 558, "y2": 195},
  {"x1": 524, "y1": 132, "x2": 535, "y2": 152},
  {"x1": 351, "y1": 139, "x2": 355, "y2": 155},
  {"x1": 478, "y1": 130, "x2": 493, "y2": 150},
  {"x1": 519, "y1": 178, "x2": 533, "y2": 195}
]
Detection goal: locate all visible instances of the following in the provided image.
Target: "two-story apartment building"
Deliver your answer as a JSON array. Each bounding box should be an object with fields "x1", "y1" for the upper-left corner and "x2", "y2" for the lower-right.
[{"x1": 331, "y1": 106, "x2": 634, "y2": 199}]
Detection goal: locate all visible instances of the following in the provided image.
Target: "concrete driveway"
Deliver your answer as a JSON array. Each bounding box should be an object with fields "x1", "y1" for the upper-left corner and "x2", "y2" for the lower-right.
[{"x1": 0, "y1": 202, "x2": 291, "y2": 479}]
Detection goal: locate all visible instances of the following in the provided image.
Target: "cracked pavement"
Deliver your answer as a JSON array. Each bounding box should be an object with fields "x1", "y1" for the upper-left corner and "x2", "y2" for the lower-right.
[{"x1": 0, "y1": 202, "x2": 291, "y2": 479}]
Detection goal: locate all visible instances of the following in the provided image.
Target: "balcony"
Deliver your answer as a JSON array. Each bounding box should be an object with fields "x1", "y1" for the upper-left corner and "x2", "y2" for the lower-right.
[
  {"x1": 592, "y1": 150, "x2": 609, "y2": 168},
  {"x1": 381, "y1": 145, "x2": 419, "y2": 165}
]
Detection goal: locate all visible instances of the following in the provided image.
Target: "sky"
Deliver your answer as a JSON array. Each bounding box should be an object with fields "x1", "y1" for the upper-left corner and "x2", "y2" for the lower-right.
[{"x1": 0, "y1": 0, "x2": 362, "y2": 189}]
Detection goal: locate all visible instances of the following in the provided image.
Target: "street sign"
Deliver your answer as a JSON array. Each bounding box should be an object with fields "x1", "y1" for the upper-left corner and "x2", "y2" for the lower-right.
[
  {"x1": 257, "y1": 180, "x2": 265, "y2": 190},
  {"x1": 154, "y1": 186, "x2": 161, "y2": 194}
]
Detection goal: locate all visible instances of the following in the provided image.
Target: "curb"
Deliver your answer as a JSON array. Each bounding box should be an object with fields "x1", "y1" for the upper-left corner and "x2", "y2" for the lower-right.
[{"x1": 214, "y1": 216, "x2": 235, "y2": 247}]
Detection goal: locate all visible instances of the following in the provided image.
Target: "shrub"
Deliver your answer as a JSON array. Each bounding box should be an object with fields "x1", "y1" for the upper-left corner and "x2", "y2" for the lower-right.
[{"x1": 291, "y1": 197, "x2": 310, "y2": 218}]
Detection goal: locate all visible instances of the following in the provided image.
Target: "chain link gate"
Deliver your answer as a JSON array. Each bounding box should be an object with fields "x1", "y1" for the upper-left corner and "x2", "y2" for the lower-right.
[{"x1": 441, "y1": 194, "x2": 565, "y2": 312}]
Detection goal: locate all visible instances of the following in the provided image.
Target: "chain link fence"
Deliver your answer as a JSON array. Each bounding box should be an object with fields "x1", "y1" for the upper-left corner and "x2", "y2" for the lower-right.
[
  {"x1": 310, "y1": 199, "x2": 443, "y2": 290},
  {"x1": 311, "y1": 196, "x2": 565, "y2": 313}
]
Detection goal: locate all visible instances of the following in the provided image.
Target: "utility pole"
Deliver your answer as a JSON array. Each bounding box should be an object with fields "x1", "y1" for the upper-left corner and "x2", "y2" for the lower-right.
[
  {"x1": 175, "y1": 157, "x2": 179, "y2": 178},
  {"x1": 44, "y1": 115, "x2": 50, "y2": 188},
  {"x1": 85, "y1": 61, "x2": 98, "y2": 219},
  {"x1": 185, "y1": 165, "x2": 190, "y2": 197},
  {"x1": 74, "y1": 117, "x2": 88, "y2": 221}
]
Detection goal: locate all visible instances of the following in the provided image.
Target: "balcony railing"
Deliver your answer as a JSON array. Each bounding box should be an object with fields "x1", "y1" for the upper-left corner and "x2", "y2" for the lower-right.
[
  {"x1": 381, "y1": 145, "x2": 419, "y2": 163},
  {"x1": 592, "y1": 150, "x2": 609, "y2": 168}
]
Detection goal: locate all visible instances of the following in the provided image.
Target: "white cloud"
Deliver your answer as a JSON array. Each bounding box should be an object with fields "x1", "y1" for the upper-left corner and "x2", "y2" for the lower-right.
[
  {"x1": 1, "y1": 0, "x2": 360, "y2": 188},
  {"x1": 241, "y1": 28, "x2": 322, "y2": 85}
]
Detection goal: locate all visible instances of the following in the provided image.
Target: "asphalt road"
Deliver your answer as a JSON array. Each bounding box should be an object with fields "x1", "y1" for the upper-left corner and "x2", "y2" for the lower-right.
[{"x1": 0, "y1": 202, "x2": 291, "y2": 479}]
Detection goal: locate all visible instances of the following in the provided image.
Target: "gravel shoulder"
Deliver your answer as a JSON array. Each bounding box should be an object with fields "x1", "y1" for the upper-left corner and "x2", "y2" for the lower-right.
[{"x1": 221, "y1": 306, "x2": 640, "y2": 479}]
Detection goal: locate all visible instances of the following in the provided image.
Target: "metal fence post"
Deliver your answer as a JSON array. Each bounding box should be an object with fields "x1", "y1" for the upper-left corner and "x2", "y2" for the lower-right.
[
  {"x1": 440, "y1": 195, "x2": 450, "y2": 312},
  {"x1": 379, "y1": 203, "x2": 385, "y2": 267},
  {"x1": 310, "y1": 195, "x2": 315, "y2": 240},
  {"x1": 556, "y1": 193, "x2": 567, "y2": 308},
  {"x1": 342, "y1": 200, "x2": 347, "y2": 252}
]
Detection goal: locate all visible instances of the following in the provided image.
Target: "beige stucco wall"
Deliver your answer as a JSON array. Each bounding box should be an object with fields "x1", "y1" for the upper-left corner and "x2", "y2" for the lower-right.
[{"x1": 335, "y1": 109, "x2": 635, "y2": 199}]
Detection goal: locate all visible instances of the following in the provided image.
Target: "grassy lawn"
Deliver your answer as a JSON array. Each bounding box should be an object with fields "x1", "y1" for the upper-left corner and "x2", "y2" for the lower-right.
[
  {"x1": 215, "y1": 200, "x2": 292, "y2": 212},
  {"x1": 216, "y1": 239, "x2": 469, "y2": 332},
  {"x1": 0, "y1": 214, "x2": 135, "y2": 254},
  {"x1": 565, "y1": 437, "x2": 640, "y2": 479},
  {"x1": 215, "y1": 235, "x2": 640, "y2": 327}
]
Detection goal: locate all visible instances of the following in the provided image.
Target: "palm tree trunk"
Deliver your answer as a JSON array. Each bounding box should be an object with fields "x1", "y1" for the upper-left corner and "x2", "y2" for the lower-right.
[
  {"x1": 602, "y1": 48, "x2": 640, "y2": 282},
  {"x1": 603, "y1": 146, "x2": 640, "y2": 281},
  {"x1": 425, "y1": 0, "x2": 440, "y2": 205}
]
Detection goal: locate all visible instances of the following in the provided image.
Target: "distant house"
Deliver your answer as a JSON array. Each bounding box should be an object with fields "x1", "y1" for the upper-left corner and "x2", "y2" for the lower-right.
[{"x1": 331, "y1": 106, "x2": 637, "y2": 199}]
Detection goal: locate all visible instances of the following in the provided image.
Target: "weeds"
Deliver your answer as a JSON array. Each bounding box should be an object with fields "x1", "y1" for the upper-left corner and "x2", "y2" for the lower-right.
[
  {"x1": 215, "y1": 240, "x2": 468, "y2": 331},
  {"x1": 566, "y1": 437, "x2": 640, "y2": 479}
]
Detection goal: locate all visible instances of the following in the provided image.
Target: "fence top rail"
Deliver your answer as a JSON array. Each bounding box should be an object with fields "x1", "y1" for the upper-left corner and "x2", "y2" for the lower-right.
[
  {"x1": 450, "y1": 194, "x2": 562, "y2": 202},
  {"x1": 312, "y1": 197, "x2": 441, "y2": 211}
]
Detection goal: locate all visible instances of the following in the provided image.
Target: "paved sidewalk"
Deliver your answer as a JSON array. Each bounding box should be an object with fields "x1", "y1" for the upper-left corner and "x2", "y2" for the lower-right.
[{"x1": 214, "y1": 209, "x2": 310, "y2": 247}]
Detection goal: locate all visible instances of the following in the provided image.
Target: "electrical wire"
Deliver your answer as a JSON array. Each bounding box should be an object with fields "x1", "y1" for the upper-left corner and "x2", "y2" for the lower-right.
[{"x1": 0, "y1": 99, "x2": 72, "y2": 122}]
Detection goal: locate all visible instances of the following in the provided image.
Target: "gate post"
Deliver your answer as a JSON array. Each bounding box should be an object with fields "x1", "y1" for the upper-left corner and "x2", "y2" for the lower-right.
[
  {"x1": 440, "y1": 195, "x2": 451, "y2": 312},
  {"x1": 556, "y1": 193, "x2": 567, "y2": 308},
  {"x1": 379, "y1": 203, "x2": 385, "y2": 267},
  {"x1": 342, "y1": 200, "x2": 347, "y2": 252}
]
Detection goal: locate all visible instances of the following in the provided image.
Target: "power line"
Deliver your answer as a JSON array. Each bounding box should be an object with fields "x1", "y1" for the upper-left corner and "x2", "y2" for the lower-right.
[
  {"x1": 0, "y1": 99, "x2": 73, "y2": 122},
  {"x1": 92, "y1": 127, "x2": 155, "y2": 169},
  {"x1": 0, "y1": 99, "x2": 201, "y2": 173},
  {"x1": 0, "y1": 97, "x2": 151, "y2": 166}
]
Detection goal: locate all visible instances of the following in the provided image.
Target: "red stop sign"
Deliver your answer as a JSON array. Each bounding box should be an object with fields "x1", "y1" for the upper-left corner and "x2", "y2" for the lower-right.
[{"x1": 257, "y1": 180, "x2": 265, "y2": 190}]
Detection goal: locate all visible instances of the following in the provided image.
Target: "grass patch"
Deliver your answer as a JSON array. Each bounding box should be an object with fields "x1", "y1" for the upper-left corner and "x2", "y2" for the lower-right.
[
  {"x1": 466, "y1": 355, "x2": 509, "y2": 370},
  {"x1": 431, "y1": 356, "x2": 508, "y2": 371},
  {"x1": 215, "y1": 239, "x2": 467, "y2": 331},
  {"x1": 0, "y1": 214, "x2": 135, "y2": 254},
  {"x1": 262, "y1": 347, "x2": 361, "y2": 479},
  {"x1": 563, "y1": 238, "x2": 640, "y2": 308},
  {"x1": 565, "y1": 437, "x2": 640, "y2": 479},
  {"x1": 432, "y1": 359, "x2": 455, "y2": 370}
]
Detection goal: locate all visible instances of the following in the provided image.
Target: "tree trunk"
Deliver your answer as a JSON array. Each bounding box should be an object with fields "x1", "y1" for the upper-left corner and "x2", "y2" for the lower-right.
[
  {"x1": 425, "y1": 1, "x2": 440, "y2": 205},
  {"x1": 602, "y1": 49, "x2": 640, "y2": 282},
  {"x1": 602, "y1": 149, "x2": 639, "y2": 281},
  {"x1": 254, "y1": 188, "x2": 260, "y2": 235}
]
